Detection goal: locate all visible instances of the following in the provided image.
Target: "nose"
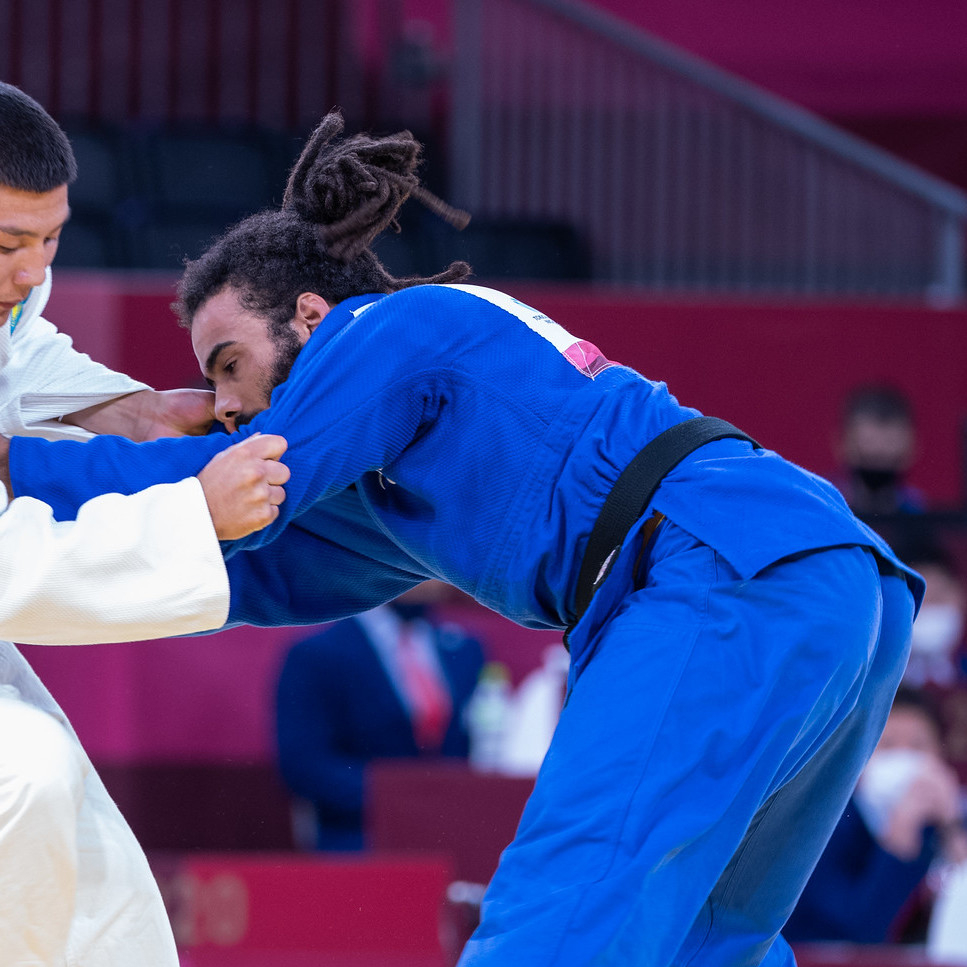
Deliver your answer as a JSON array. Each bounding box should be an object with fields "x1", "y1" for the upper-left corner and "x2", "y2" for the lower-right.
[
  {"x1": 214, "y1": 392, "x2": 240, "y2": 433},
  {"x1": 14, "y1": 245, "x2": 49, "y2": 290}
]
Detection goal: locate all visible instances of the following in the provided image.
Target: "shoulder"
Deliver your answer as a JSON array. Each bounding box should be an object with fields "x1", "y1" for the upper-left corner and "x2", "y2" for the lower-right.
[
  {"x1": 324, "y1": 285, "x2": 516, "y2": 364},
  {"x1": 378, "y1": 283, "x2": 524, "y2": 319},
  {"x1": 329, "y1": 286, "x2": 481, "y2": 341}
]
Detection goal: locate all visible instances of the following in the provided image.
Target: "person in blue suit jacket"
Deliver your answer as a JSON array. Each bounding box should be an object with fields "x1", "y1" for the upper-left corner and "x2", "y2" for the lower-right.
[
  {"x1": 3, "y1": 112, "x2": 924, "y2": 967},
  {"x1": 784, "y1": 685, "x2": 967, "y2": 944},
  {"x1": 276, "y1": 583, "x2": 484, "y2": 851}
]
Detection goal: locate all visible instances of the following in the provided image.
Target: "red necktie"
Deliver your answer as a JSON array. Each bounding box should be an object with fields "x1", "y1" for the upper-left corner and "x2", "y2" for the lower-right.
[{"x1": 397, "y1": 625, "x2": 452, "y2": 752}]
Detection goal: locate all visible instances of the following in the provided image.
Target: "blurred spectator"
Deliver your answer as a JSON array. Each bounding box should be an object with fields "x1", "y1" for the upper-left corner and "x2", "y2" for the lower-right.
[
  {"x1": 499, "y1": 644, "x2": 570, "y2": 777},
  {"x1": 902, "y1": 539, "x2": 967, "y2": 690},
  {"x1": 275, "y1": 581, "x2": 485, "y2": 850},
  {"x1": 895, "y1": 534, "x2": 967, "y2": 786},
  {"x1": 834, "y1": 384, "x2": 925, "y2": 516},
  {"x1": 784, "y1": 686, "x2": 967, "y2": 944}
]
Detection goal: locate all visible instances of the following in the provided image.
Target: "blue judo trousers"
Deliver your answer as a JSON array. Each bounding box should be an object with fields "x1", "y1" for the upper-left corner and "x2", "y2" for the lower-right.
[
  {"x1": 462, "y1": 522, "x2": 914, "y2": 966},
  {"x1": 11, "y1": 283, "x2": 922, "y2": 965}
]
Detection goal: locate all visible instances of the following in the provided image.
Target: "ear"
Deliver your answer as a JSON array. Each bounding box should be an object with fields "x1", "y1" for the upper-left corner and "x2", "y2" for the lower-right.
[{"x1": 293, "y1": 292, "x2": 333, "y2": 336}]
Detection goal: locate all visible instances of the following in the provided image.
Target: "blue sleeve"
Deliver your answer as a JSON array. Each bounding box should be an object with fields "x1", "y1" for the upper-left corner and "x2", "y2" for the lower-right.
[{"x1": 10, "y1": 430, "x2": 232, "y2": 521}]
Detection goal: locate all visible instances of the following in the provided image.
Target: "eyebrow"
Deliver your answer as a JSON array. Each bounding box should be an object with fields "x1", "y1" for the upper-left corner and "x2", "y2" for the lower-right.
[
  {"x1": 205, "y1": 340, "x2": 236, "y2": 376},
  {"x1": 0, "y1": 209, "x2": 72, "y2": 239}
]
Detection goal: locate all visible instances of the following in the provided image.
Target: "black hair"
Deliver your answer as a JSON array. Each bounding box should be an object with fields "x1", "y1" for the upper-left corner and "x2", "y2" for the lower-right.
[
  {"x1": 0, "y1": 83, "x2": 77, "y2": 192},
  {"x1": 842, "y1": 383, "x2": 914, "y2": 427},
  {"x1": 175, "y1": 110, "x2": 471, "y2": 332}
]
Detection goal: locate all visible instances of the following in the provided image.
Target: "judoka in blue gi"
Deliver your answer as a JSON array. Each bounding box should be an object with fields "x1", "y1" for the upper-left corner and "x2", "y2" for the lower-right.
[{"x1": 8, "y1": 113, "x2": 922, "y2": 966}]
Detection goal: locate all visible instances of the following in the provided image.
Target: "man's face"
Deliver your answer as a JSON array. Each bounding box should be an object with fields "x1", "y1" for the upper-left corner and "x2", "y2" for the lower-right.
[
  {"x1": 876, "y1": 706, "x2": 941, "y2": 758},
  {"x1": 192, "y1": 287, "x2": 306, "y2": 433},
  {"x1": 0, "y1": 183, "x2": 69, "y2": 318},
  {"x1": 841, "y1": 415, "x2": 915, "y2": 474}
]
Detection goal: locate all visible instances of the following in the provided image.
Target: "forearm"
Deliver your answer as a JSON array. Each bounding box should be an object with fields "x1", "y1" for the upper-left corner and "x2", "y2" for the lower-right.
[
  {"x1": 276, "y1": 679, "x2": 367, "y2": 814},
  {"x1": 60, "y1": 388, "x2": 217, "y2": 441},
  {"x1": 831, "y1": 848, "x2": 931, "y2": 941},
  {"x1": 59, "y1": 390, "x2": 160, "y2": 440}
]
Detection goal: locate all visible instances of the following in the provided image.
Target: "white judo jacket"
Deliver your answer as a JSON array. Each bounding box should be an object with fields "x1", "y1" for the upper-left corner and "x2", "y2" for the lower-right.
[
  {"x1": 0, "y1": 273, "x2": 219, "y2": 967},
  {"x1": 0, "y1": 269, "x2": 229, "y2": 644}
]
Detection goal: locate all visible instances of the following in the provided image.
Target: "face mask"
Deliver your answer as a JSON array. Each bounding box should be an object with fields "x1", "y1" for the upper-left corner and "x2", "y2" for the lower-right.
[
  {"x1": 851, "y1": 466, "x2": 900, "y2": 493},
  {"x1": 911, "y1": 603, "x2": 964, "y2": 659},
  {"x1": 855, "y1": 748, "x2": 926, "y2": 835}
]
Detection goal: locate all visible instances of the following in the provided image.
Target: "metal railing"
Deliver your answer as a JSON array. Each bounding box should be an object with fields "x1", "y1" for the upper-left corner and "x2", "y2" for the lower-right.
[{"x1": 450, "y1": 0, "x2": 967, "y2": 301}]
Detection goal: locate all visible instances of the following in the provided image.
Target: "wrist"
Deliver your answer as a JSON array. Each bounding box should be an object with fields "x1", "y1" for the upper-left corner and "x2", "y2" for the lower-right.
[{"x1": 0, "y1": 435, "x2": 11, "y2": 500}]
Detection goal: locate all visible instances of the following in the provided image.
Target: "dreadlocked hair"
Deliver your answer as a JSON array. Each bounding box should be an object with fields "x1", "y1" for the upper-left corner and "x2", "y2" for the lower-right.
[{"x1": 176, "y1": 109, "x2": 471, "y2": 331}]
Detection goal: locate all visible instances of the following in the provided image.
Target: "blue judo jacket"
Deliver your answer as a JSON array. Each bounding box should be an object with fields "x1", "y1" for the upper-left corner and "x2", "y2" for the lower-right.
[{"x1": 10, "y1": 284, "x2": 921, "y2": 631}]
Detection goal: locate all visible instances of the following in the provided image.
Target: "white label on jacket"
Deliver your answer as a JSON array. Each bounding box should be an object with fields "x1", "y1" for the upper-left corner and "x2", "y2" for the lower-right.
[{"x1": 447, "y1": 284, "x2": 615, "y2": 378}]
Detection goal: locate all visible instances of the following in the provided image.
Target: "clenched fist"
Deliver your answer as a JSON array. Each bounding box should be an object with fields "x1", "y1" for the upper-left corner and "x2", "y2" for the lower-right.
[{"x1": 197, "y1": 434, "x2": 291, "y2": 540}]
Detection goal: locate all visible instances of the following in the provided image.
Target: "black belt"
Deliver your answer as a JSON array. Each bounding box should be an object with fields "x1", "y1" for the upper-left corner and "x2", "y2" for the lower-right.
[{"x1": 566, "y1": 416, "x2": 761, "y2": 647}]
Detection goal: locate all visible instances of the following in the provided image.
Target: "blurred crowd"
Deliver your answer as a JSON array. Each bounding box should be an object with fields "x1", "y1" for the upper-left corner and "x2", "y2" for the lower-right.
[{"x1": 793, "y1": 383, "x2": 967, "y2": 952}]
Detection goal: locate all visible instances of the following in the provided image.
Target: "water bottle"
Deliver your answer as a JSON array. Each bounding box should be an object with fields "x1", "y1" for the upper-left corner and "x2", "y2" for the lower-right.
[{"x1": 465, "y1": 662, "x2": 512, "y2": 772}]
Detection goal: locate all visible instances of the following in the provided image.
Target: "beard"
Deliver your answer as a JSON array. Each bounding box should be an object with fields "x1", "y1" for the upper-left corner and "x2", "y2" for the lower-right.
[{"x1": 234, "y1": 325, "x2": 304, "y2": 428}]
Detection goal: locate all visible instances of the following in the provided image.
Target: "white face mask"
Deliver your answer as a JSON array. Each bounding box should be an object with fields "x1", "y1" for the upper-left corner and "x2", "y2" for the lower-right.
[
  {"x1": 911, "y1": 603, "x2": 964, "y2": 659},
  {"x1": 855, "y1": 748, "x2": 927, "y2": 835}
]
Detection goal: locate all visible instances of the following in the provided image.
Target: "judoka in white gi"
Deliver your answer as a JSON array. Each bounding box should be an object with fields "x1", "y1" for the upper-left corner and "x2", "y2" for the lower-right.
[{"x1": 0, "y1": 82, "x2": 289, "y2": 965}]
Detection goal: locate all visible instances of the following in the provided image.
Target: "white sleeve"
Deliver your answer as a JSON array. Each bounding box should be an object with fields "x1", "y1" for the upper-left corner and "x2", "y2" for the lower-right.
[
  {"x1": 0, "y1": 313, "x2": 150, "y2": 436},
  {"x1": 0, "y1": 477, "x2": 229, "y2": 645}
]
